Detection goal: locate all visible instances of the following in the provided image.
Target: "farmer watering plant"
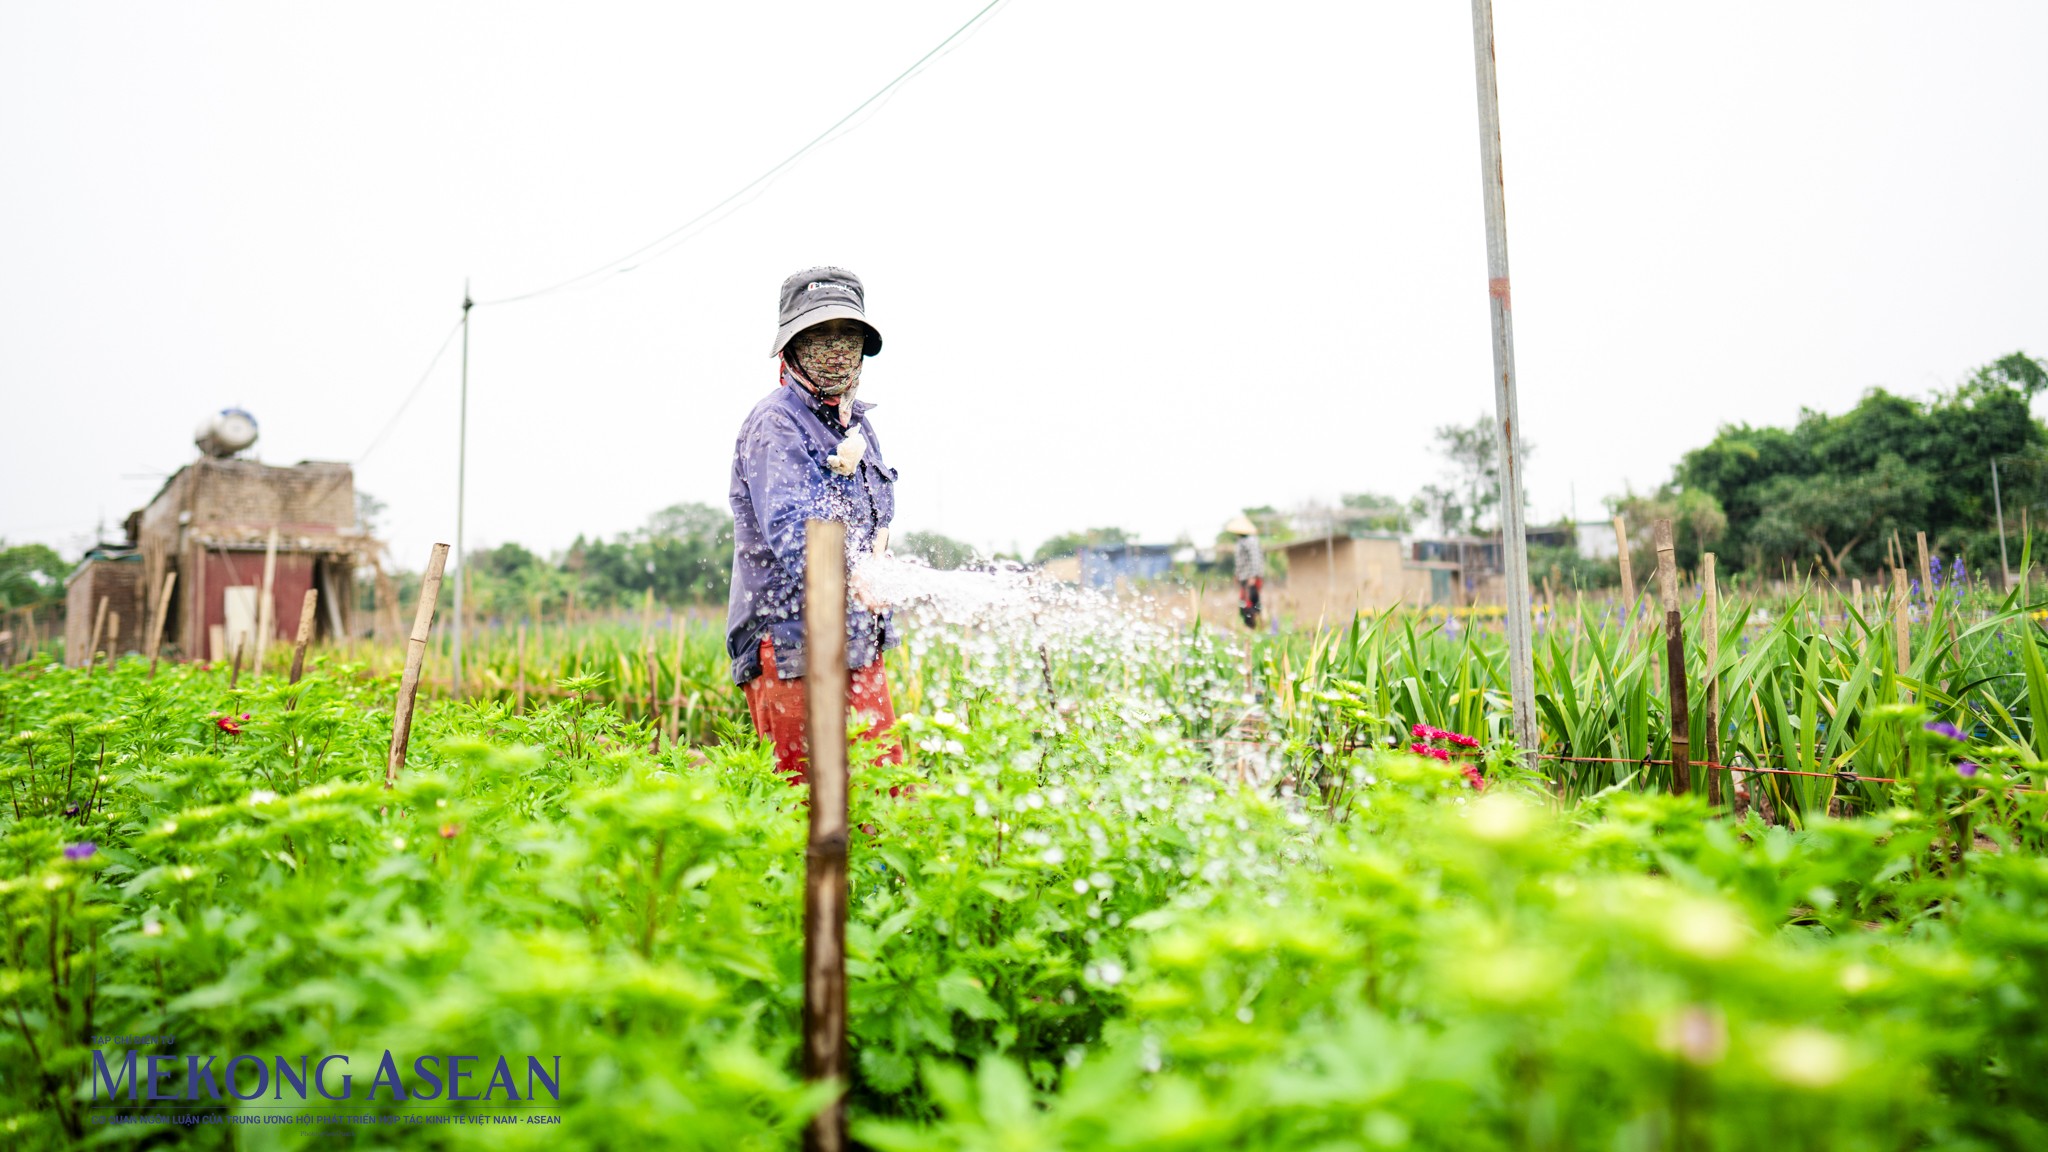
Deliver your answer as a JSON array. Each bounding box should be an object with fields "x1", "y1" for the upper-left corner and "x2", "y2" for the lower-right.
[
  {"x1": 726, "y1": 267, "x2": 903, "y2": 784},
  {"x1": 1227, "y1": 514, "x2": 1265, "y2": 628}
]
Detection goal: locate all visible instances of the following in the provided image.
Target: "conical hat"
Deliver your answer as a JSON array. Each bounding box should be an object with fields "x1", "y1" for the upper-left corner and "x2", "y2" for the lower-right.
[{"x1": 1224, "y1": 515, "x2": 1258, "y2": 535}]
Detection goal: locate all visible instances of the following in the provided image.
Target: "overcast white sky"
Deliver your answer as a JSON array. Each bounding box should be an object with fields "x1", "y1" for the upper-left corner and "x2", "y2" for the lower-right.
[{"x1": 4, "y1": 2, "x2": 2045, "y2": 566}]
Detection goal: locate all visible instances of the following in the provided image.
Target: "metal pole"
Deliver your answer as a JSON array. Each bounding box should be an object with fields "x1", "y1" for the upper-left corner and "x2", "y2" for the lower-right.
[
  {"x1": 1469, "y1": 0, "x2": 1539, "y2": 764},
  {"x1": 1994, "y1": 458, "x2": 2012, "y2": 589},
  {"x1": 453, "y1": 281, "x2": 471, "y2": 698}
]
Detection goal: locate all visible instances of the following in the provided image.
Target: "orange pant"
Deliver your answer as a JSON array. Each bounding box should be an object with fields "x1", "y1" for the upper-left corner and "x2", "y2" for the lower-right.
[{"x1": 742, "y1": 635, "x2": 902, "y2": 785}]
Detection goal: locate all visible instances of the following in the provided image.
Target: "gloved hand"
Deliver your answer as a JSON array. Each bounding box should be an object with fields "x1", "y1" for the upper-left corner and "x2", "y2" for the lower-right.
[{"x1": 825, "y1": 432, "x2": 867, "y2": 476}]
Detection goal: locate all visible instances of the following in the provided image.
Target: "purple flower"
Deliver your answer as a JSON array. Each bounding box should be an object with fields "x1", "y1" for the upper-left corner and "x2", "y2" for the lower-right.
[
  {"x1": 63, "y1": 842, "x2": 96, "y2": 861},
  {"x1": 1957, "y1": 761, "x2": 1981, "y2": 778},
  {"x1": 1923, "y1": 720, "x2": 1964, "y2": 741}
]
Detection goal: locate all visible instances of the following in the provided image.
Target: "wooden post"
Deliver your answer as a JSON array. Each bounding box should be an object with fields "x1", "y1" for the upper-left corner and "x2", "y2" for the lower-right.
[
  {"x1": 253, "y1": 527, "x2": 279, "y2": 678},
  {"x1": 209, "y1": 624, "x2": 227, "y2": 666},
  {"x1": 1612, "y1": 515, "x2": 1635, "y2": 625},
  {"x1": 84, "y1": 595, "x2": 110, "y2": 675},
  {"x1": 1702, "y1": 553, "x2": 1721, "y2": 808},
  {"x1": 386, "y1": 543, "x2": 451, "y2": 789},
  {"x1": 288, "y1": 588, "x2": 319, "y2": 686},
  {"x1": 1654, "y1": 520, "x2": 1691, "y2": 794},
  {"x1": 229, "y1": 637, "x2": 245, "y2": 690},
  {"x1": 146, "y1": 571, "x2": 176, "y2": 679},
  {"x1": 801, "y1": 519, "x2": 850, "y2": 1152},
  {"x1": 1893, "y1": 566, "x2": 1912, "y2": 700},
  {"x1": 104, "y1": 612, "x2": 120, "y2": 668}
]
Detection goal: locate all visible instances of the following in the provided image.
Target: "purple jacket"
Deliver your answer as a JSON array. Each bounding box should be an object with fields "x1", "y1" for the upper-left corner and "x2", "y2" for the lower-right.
[{"x1": 726, "y1": 373, "x2": 898, "y2": 685}]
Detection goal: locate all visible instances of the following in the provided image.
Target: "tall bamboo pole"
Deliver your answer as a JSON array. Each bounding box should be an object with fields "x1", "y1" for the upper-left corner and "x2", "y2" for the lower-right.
[
  {"x1": 146, "y1": 571, "x2": 176, "y2": 679},
  {"x1": 1613, "y1": 515, "x2": 1635, "y2": 623},
  {"x1": 288, "y1": 588, "x2": 318, "y2": 686},
  {"x1": 1654, "y1": 520, "x2": 1691, "y2": 794},
  {"x1": 1893, "y1": 566, "x2": 1912, "y2": 701},
  {"x1": 253, "y1": 527, "x2": 279, "y2": 677},
  {"x1": 84, "y1": 596, "x2": 109, "y2": 675},
  {"x1": 1701, "y1": 553, "x2": 1721, "y2": 808},
  {"x1": 802, "y1": 519, "x2": 850, "y2": 1152},
  {"x1": 387, "y1": 543, "x2": 451, "y2": 789},
  {"x1": 1917, "y1": 531, "x2": 1934, "y2": 601},
  {"x1": 1468, "y1": 0, "x2": 1537, "y2": 764}
]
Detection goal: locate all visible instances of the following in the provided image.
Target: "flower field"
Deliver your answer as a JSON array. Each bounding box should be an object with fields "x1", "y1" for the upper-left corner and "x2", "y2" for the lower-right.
[{"x1": 6, "y1": 578, "x2": 2048, "y2": 1149}]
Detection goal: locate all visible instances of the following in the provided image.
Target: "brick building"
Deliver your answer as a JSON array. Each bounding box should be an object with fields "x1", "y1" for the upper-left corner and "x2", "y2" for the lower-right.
[
  {"x1": 62, "y1": 545, "x2": 146, "y2": 665},
  {"x1": 122, "y1": 457, "x2": 369, "y2": 663}
]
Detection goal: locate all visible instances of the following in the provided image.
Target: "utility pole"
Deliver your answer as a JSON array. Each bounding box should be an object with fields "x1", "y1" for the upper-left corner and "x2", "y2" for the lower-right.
[
  {"x1": 1994, "y1": 458, "x2": 2012, "y2": 589},
  {"x1": 1469, "y1": 0, "x2": 1539, "y2": 764},
  {"x1": 453, "y1": 281, "x2": 471, "y2": 699}
]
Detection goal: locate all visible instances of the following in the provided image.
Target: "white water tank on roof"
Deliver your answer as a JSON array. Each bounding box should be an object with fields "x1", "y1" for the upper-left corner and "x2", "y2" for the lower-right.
[{"x1": 194, "y1": 408, "x2": 259, "y2": 458}]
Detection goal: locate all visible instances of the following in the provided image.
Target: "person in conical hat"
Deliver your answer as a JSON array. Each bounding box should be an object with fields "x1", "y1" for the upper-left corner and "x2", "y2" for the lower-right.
[
  {"x1": 1228, "y1": 515, "x2": 1265, "y2": 629},
  {"x1": 728, "y1": 267, "x2": 903, "y2": 785}
]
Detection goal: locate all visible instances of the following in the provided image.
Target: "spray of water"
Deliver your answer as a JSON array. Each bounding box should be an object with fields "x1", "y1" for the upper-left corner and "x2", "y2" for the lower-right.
[{"x1": 854, "y1": 553, "x2": 1279, "y2": 781}]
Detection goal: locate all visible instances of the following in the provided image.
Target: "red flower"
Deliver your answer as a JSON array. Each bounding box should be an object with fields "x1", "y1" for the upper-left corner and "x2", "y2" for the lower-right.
[
  {"x1": 439, "y1": 822, "x2": 462, "y2": 840},
  {"x1": 1461, "y1": 765, "x2": 1487, "y2": 791},
  {"x1": 1408, "y1": 742, "x2": 1451, "y2": 762},
  {"x1": 215, "y1": 715, "x2": 242, "y2": 735},
  {"x1": 1445, "y1": 731, "x2": 1480, "y2": 749}
]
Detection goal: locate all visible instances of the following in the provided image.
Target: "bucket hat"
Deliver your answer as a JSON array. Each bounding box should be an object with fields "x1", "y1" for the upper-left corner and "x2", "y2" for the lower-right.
[{"x1": 770, "y1": 266, "x2": 883, "y2": 358}]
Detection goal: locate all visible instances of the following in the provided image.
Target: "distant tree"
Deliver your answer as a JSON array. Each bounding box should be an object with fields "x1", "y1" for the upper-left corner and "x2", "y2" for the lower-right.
[
  {"x1": 1413, "y1": 415, "x2": 1531, "y2": 535},
  {"x1": 1033, "y1": 527, "x2": 1132, "y2": 564},
  {"x1": 0, "y1": 542, "x2": 67, "y2": 610},
  {"x1": 1338, "y1": 492, "x2": 1411, "y2": 534},
  {"x1": 1676, "y1": 352, "x2": 2048, "y2": 575},
  {"x1": 355, "y1": 491, "x2": 388, "y2": 536},
  {"x1": 899, "y1": 530, "x2": 979, "y2": 570},
  {"x1": 572, "y1": 502, "x2": 733, "y2": 607},
  {"x1": 1748, "y1": 455, "x2": 1933, "y2": 579},
  {"x1": 1611, "y1": 486, "x2": 1728, "y2": 575}
]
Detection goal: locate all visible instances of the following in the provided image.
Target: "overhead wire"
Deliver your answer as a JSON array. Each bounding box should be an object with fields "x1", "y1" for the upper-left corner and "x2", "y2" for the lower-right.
[
  {"x1": 474, "y1": 0, "x2": 1011, "y2": 307},
  {"x1": 357, "y1": 315, "x2": 465, "y2": 464}
]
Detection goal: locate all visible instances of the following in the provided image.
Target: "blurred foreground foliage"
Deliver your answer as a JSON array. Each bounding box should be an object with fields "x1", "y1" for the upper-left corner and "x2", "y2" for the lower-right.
[{"x1": 2, "y1": 622, "x2": 2047, "y2": 1149}]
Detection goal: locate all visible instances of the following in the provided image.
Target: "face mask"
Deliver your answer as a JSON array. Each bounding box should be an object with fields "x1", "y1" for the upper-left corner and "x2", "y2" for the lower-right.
[{"x1": 788, "y1": 326, "x2": 865, "y2": 397}]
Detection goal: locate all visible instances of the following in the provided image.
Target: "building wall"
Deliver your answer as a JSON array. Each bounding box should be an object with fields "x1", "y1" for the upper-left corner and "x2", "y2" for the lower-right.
[
  {"x1": 130, "y1": 458, "x2": 361, "y2": 661},
  {"x1": 63, "y1": 560, "x2": 144, "y2": 667},
  {"x1": 1273, "y1": 537, "x2": 1438, "y2": 622}
]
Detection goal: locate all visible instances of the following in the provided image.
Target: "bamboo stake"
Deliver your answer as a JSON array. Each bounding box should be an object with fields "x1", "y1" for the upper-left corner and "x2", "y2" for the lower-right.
[
  {"x1": 253, "y1": 527, "x2": 279, "y2": 677},
  {"x1": 801, "y1": 519, "x2": 850, "y2": 1152},
  {"x1": 1893, "y1": 566, "x2": 1912, "y2": 701},
  {"x1": 146, "y1": 571, "x2": 176, "y2": 679},
  {"x1": 1916, "y1": 531, "x2": 1933, "y2": 600},
  {"x1": 666, "y1": 617, "x2": 684, "y2": 745},
  {"x1": 1612, "y1": 515, "x2": 1634, "y2": 624},
  {"x1": 645, "y1": 638, "x2": 661, "y2": 755},
  {"x1": 387, "y1": 543, "x2": 451, "y2": 789},
  {"x1": 104, "y1": 611, "x2": 120, "y2": 668},
  {"x1": 84, "y1": 595, "x2": 109, "y2": 675},
  {"x1": 288, "y1": 588, "x2": 318, "y2": 686},
  {"x1": 1702, "y1": 553, "x2": 1721, "y2": 808},
  {"x1": 229, "y1": 636, "x2": 245, "y2": 690},
  {"x1": 1654, "y1": 519, "x2": 1691, "y2": 794},
  {"x1": 514, "y1": 624, "x2": 527, "y2": 716}
]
